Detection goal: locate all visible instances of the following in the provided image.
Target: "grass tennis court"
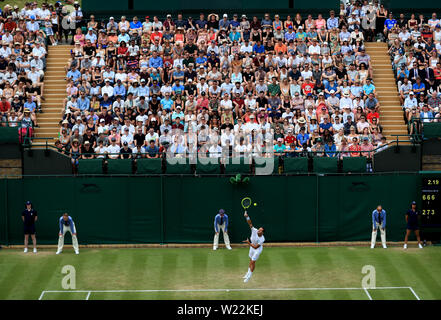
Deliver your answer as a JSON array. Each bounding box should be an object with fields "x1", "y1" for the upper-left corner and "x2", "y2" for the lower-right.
[{"x1": 1, "y1": 246, "x2": 440, "y2": 300}]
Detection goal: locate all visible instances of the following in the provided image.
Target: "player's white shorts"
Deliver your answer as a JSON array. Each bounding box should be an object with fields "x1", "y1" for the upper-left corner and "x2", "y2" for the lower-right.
[{"x1": 249, "y1": 247, "x2": 263, "y2": 261}]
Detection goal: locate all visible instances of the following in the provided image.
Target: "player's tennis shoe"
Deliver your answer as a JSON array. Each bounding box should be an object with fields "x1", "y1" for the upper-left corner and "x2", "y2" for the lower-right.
[
  {"x1": 213, "y1": 246, "x2": 217, "y2": 251},
  {"x1": 75, "y1": 250, "x2": 79, "y2": 255},
  {"x1": 382, "y1": 244, "x2": 387, "y2": 249},
  {"x1": 56, "y1": 250, "x2": 62, "y2": 255},
  {"x1": 226, "y1": 245, "x2": 232, "y2": 250},
  {"x1": 404, "y1": 244, "x2": 408, "y2": 249},
  {"x1": 33, "y1": 248, "x2": 37, "y2": 253},
  {"x1": 23, "y1": 248, "x2": 28, "y2": 253},
  {"x1": 418, "y1": 243, "x2": 423, "y2": 249},
  {"x1": 243, "y1": 276, "x2": 251, "y2": 283},
  {"x1": 370, "y1": 244, "x2": 375, "y2": 249}
]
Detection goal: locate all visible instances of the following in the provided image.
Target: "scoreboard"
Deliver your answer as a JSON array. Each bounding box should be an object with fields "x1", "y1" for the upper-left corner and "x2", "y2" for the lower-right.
[{"x1": 421, "y1": 177, "x2": 441, "y2": 226}]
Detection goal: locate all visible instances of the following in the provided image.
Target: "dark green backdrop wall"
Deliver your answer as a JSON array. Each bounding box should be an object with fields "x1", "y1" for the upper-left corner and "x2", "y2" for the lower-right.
[
  {"x1": 82, "y1": 0, "x2": 340, "y2": 15},
  {"x1": 0, "y1": 174, "x2": 426, "y2": 245}
]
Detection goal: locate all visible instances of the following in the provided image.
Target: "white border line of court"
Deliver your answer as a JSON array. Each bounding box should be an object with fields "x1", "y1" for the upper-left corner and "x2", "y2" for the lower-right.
[{"x1": 38, "y1": 286, "x2": 421, "y2": 300}]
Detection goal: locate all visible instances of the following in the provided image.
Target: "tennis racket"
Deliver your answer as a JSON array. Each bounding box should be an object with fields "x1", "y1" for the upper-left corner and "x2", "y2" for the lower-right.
[{"x1": 241, "y1": 197, "x2": 252, "y2": 210}]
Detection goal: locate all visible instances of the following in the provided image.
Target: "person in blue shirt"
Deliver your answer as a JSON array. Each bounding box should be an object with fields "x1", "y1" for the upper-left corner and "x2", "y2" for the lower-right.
[
  {"x1": 229, "y1": 28, "x2": 241, "y2": 42},
  {"x1": 404, "y1": 201, "x2": 423, "y2": 249},
  {"x1": 114, "y1": 80, "x2": 127, "y2": 98},
  {"x1": 384, "y1": 13, "x2": 397, "y2": 32},
  {"x1": 253, "y1": 41, "x2": 265, "y2": 54},
  {"x1": 144, "y1": 140, "x2": 160, "y2": 158},
  {"x1": 213, "y1": 209, "x2": 231, "y2": 250},
  {"x1": 319, "y1": 117, "x2": 333, "y2": 134},
  {"x1": 138, "y1": 79, "x2": 150, "y2": 97},
  {"x1": 129, "y1": 16, "x2": 142, "y2": 33},
  {"x1": 67, "y1": 66, "x2": 81, "y2": 83},
  {"x1": 285, "y1": 26, "x2": 296, "y2": 42},
  {"x1": 57, "y1": 212, "x2": 79, "y2": 255},
  {"x1": 77, "y1": 94, "x2": 90, "y2": 113},
  {"x1": 324, "y1": 140, "x2": 337, "y2": 157},
  {"x1": 296, "y1": 127, "x2": 310, "y2": 147},
  {"x1": 24, "y1": 96, "x2": 37, "y2": 113},
  {"x1": 327, "y1": 10, "x2": 339, "y2": 30},
  {"x1": 148, "y1": 51, "x2": 163, "y2": 70},
  {"x1": 362, "y1": 79, "x2": 376, "y2": 96},
  {"x1": 160, "y1": 93, "x2": 174, "y2": 112},
  {"x1": 371, "y1": 205, "x2": 387, "y2": 249}
]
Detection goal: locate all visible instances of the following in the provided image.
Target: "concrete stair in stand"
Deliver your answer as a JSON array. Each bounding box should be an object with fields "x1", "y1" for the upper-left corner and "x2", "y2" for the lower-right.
[
  {"x1": 33, "y1": 45, "x2": 71, "y2": 148},
  {"x1": 365, "y1": 42, "x2": 408, "y2": 142}
]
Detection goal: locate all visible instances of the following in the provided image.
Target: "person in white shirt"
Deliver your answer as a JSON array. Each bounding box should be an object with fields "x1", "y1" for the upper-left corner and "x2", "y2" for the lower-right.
[
  {"x1": 403, "y1": 92, "x2": 418, "y2": 119},
  {"x1": 107, "y1": 138, "x2": 121, "y2": 159},
  {"x1": 220, "y1": 93, "x2": 233, "y2": 112},
  {"x1": 340, "y1": 92, "x2": 353, "y2": 109},
  {"x1": 242, "y1": 211, "x2": 265, "y2": 283},
  {"x1": 94, "y1": 141, "x2": 108, "y2": 158},
  {"x1": 308, "y1": 39, "x2": 321, "y2": 55},
  {"x1": 220, "y1": 78, "x2": 234, "y2": 96},
  {"x1": 208, "y1": 143, "x2": 223, "y2": 158},
  {"x1": 145, "y1": 128, "x2": 159, "y2": 144},
  {"x1": 120, "y1": 127, "x2": 134, "y2": 147},
  {"x1": 240, "y1": 40, "x2": 253, "y2": 54},
  {"x1": 101, "y1": 80, "x2": 114, "y2": 98}
]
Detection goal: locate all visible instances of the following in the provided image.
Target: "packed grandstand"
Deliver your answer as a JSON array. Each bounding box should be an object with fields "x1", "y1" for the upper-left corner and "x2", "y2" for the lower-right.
[{"x1": 0, "y1": 1, "x2": 440, "y2": 172}]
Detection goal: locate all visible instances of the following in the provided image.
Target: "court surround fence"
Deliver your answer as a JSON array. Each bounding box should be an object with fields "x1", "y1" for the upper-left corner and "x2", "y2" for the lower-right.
[{"x1": 0, "y1": 172, "x2": 436, "y2": 245}]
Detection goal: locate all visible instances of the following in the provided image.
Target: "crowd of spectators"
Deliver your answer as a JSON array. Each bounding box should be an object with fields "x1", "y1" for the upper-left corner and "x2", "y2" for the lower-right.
[
  {"x1": 58, "y1": 1, "x2": 399, "y2": 172},
  {"x1": 0, "y1": 2, "x2": 59, "y2": 140},
  {"x1": 8, "y1": 1, "x2": 441, "y2": 171},
  {"x1": 388, "y1": 11, "x2": 441, "y2": 134}
]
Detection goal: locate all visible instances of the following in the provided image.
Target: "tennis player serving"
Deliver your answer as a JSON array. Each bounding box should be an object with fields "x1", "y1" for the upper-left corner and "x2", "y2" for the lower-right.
[{"x1": 242, "y1": 210, "x2": 265, "y2": 283}]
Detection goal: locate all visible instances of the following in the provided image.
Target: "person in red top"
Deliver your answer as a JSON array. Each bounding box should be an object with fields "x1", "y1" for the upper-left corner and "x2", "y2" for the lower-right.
[
  {"x1": 434, "y1": 62, "x2": 441, "y2": 83},
  {"x1": 4, "y1": 17, "x2": 17, "y2": 33},
  {"x1": 0, "y1": 96, "x2": 11, "y2": 114},
  {"x1": 366, "y1": 110, "x2": 380, "y2": 124},
  {"x1": 117, "y1": 41, "x2": 129, "y2": 57},
  {"x1": 301, "y1": 78, "x2": 315, "y2": 96},
  {"x1": 284, "y1": 129, "x2": 296, "y2": 145},
  {"x1": 348, "y1": 136, "x2": 362, "y2": 157},
  {"x1": 150, "y1": 28, "x2": 163, "y2": 43},
  {"x1": 316, "y1": 103, "x2": 329, "y2": 122}
]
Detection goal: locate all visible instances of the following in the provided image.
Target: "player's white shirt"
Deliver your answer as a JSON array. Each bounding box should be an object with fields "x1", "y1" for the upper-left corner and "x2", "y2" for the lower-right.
[
  {"x1": 250, "y1": 227, "x2": 265, "y2": 247},
  {"x1": 249, "y1": 227, "x2": 265, "y2": 261}
]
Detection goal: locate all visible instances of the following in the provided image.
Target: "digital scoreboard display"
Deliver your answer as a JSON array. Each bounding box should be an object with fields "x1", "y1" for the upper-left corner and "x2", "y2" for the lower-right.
[{"x1": 421, "y1": 177, "x2": 441, "y2": 226}]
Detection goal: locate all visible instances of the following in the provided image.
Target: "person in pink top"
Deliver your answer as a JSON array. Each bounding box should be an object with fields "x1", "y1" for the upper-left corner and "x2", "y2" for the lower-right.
[
  {"x1": 361, "y1": 136, "x2": 374, "y2": 172},
  {"x1": 360, "y1": 136, "x2": 374, "y2": 158}
]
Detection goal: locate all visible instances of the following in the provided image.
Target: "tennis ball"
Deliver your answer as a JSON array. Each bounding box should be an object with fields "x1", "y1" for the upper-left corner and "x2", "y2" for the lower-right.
[{"x1": 254, "y1": 203, "x2": 257, "y2": 207}]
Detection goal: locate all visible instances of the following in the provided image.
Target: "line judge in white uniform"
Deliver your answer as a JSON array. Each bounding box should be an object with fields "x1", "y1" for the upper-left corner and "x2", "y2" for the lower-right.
[
  {"x1": 56, "y1": 213, "x2": 79, "y2": 255},
  {"x1": 242, "y1": 211, "x2": 265, "y2": 283}
]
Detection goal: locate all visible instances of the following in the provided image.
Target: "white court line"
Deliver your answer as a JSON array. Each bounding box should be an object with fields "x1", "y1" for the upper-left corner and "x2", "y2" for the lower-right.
[
  {"x1": 39, "y1": 286, "x2": 416, "y2": 300},
  {"x1": 364, "y1": 288, "x2": 373, "y2": 300},
  {"x1": 408, "y1": 287, "x2": 421, "y2": 300},
  {"x1": 38, "y1": 291, "x2": 46, "y2": 300}
]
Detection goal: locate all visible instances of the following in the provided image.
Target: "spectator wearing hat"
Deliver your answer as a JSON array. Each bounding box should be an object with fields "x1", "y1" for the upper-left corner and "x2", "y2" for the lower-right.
[
  {"x1": 81, "y1": 140, "x2": 94, "y2": 159},
  {"x1": 213, "y1": 209, "x2": 232, "y2": 250}
]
